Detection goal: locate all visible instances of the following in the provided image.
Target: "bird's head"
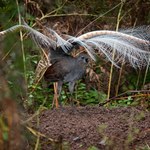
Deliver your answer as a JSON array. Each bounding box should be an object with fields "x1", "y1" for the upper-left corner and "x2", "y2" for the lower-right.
[{"x1": 76, "y1": 53, "x2": 89, "y2": 64}]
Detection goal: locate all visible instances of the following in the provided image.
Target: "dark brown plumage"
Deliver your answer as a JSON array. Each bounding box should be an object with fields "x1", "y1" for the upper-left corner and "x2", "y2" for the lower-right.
[{"x1": 44, "y1": 51, "x2": 89, "y2": 106}]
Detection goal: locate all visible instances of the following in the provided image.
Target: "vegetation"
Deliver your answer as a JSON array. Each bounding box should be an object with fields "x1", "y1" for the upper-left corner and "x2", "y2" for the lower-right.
[{"x1": 0, "y1": 0, "x2": 150, "y2": 149}]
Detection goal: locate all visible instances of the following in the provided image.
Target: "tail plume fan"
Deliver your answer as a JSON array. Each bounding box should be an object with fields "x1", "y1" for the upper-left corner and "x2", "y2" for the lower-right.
[{"x1": 0, "y1": 24, "x2": 150, "y2": 68}]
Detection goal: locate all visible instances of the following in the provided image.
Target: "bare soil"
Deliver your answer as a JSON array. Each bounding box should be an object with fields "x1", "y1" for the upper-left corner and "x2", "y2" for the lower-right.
[{"x1": 31, "y1": 106, "x2": 150, "y2": 150}]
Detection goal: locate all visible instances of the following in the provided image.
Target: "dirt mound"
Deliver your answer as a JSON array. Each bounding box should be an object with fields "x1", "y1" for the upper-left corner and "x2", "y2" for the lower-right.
[{"x1": 33, "y1": 106, "x2": 150, "y2": 150}]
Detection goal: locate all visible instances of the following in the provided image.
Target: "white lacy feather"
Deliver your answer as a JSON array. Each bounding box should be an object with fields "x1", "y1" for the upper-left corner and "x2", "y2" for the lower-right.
[{"x1": 0, "y1": 23, "x2": 150, "y2": 68}]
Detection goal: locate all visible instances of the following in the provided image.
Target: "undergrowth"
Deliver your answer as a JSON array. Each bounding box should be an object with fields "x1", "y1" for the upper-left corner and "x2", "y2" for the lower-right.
[{"x1": 0, "y1": 0, "x2": 150, "y2": 149}]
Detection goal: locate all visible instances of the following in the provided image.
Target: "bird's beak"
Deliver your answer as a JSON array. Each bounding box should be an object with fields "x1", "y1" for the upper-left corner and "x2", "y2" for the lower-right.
[{"x1": 85, "y1": 58, "x2": 89, "y2": 63}]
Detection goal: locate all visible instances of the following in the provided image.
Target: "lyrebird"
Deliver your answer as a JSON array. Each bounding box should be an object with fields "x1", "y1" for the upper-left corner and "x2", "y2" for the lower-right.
[{"x1": 0, "y1": 23, "x2": 150, "y2": 107}]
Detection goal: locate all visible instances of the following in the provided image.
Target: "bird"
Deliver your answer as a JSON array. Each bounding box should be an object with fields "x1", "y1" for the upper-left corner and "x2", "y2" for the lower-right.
[
  {"x1": 0, "y1": 23, "x2": 150, "y2": 107},
  {"x1": 44, "y1": 51, "x2": 89, "y2": 107}
]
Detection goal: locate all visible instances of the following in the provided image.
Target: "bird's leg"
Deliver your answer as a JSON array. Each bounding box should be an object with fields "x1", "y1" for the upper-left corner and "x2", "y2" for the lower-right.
[
  {"x1": 57, "y1": 81, "x2": 63, "y2": 107},
  {"x1": 52, "y1": 81, "x2": 63, "y2": 108},
  {"x1": 52, "y1": 82, "x2": 59, "y2": 108},
  {"x1": 68, "y1": 82, "x2": 76, "y2": 107}
]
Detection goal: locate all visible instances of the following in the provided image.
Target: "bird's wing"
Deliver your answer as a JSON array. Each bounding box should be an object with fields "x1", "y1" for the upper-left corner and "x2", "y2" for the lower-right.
[{"x1": 44, "y1": 57, "x2": 75, "y2": 82}]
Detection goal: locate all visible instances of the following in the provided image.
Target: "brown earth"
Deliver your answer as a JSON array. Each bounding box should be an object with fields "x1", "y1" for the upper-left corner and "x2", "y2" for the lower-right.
[{"x1": 30, "y1": 106, "x2": 150, "y2": 150}]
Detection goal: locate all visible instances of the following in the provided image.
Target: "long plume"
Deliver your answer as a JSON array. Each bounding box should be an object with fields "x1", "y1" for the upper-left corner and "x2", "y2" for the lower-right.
[
  {"x1": 0, "y1": 24, "x2": 150, "y2": 68},
  {"x1": 67, "y1": 26, "x2": 150, "y2": 68},
  {"x1": 0, "y1": 24, "x2": 56, "y2": 50}
]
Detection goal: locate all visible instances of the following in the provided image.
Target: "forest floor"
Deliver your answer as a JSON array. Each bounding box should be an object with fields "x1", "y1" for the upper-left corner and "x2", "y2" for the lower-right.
[{"x1": 29, "y1": 106, "x2": 150, "y2": 150}]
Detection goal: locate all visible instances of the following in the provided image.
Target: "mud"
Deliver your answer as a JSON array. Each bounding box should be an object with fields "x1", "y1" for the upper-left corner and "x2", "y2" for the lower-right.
[{"x1": 31, "y1": 106, "x2": 150, "y2": 150}]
